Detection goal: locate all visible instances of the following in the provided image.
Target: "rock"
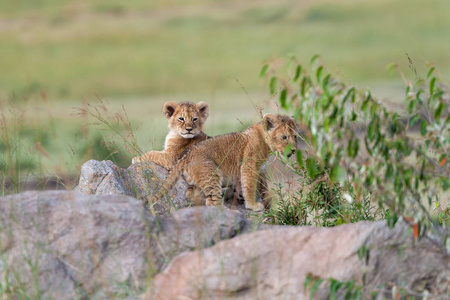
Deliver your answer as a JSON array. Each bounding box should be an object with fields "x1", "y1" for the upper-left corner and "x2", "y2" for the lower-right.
[
  {"x1": 0, "y1": 191, "x2": 260, "y2": 299},
  {"x1": 151, "y1": 204, "x2": 266, "y2": 271},
  {"x1": 146, "y1": 220, "x2": 450, "y2": 300},
  {"x1": 74, "y1": 160, "x2": 190, "y2": 215},
  {"x1": 75, "y1": 160, "x2": 263, "y2": 217}
]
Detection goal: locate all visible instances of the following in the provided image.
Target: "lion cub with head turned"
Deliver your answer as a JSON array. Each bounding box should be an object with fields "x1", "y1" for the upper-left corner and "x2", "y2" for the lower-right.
[
  {"x1": 132, "y1": 101, "x2": 209, "y2": 169},
  {"x1": 155, "y1": 114, "x2": 297, "y2": 211}
]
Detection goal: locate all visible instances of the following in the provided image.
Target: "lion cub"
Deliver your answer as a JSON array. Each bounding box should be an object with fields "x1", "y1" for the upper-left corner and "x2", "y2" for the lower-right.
[
  {"x1": 132, "y1": 101, "x2": 209, "y2": 169},
  {"x1": 155, "y1": 114, "x2": 297, "y2": 211}
]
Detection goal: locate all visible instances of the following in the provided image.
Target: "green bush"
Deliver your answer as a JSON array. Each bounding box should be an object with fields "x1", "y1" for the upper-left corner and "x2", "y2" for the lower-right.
[{"x1": 263, "y1": 55, "x2": 450, "y2": 246}]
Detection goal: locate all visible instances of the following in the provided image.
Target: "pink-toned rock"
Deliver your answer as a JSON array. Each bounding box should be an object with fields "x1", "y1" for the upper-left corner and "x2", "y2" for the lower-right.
[{"x1": 145, "y1": 221, "x2": 450, "y2": 300}]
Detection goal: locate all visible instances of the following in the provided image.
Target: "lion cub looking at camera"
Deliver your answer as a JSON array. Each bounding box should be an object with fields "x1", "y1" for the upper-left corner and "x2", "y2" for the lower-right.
[
  {"x1": 132, "y1": 101, "x2": 209, "y2": 169},
  {"x1": 154, "y1": 114, "x2": 297, "y2": 211}
]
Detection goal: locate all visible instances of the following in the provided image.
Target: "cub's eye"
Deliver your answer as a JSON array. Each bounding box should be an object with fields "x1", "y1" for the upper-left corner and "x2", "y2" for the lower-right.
[
  {"x1": 178, "y1": 117, "x2": 184, "y2": 122},
  {"x1": 281, "y1": 136, "x2": 287, "y2": 140},
  {"x1": 193, "y1": 118, "x2": 198, "y2": 122}
]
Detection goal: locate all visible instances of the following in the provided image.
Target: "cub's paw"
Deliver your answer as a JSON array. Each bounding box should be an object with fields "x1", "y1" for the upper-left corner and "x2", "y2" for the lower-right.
[
  {"x1": 246, "y1": 201, "x2": 265, "y2": 212},
  {"x1": 205, "y1": 198, "x2": 223, "y2": 207}
]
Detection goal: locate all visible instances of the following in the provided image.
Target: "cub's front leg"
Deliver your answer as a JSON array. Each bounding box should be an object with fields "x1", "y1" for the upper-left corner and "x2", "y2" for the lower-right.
[
  {"x1": 240, "y1": 162, "x2": 265, "y2": 212},
  {"x1": 132, "y1": 151, "x2": 175, "y2": 170}
]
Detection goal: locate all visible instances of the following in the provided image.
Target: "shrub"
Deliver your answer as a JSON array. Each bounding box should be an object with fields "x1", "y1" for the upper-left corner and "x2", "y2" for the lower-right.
[{"x1": 262, "y1": 55, "x2": 450, "y2": 248}]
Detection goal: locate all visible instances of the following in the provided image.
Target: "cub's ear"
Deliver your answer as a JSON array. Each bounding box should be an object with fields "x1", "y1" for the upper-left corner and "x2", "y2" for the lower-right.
[
  {"x1": 262, "y1": 113, "x2": 277, "y2": 131},
  {"x1": 196, "y1": 101, "x2": 209, "y2": 120},
  {"x1": 163, "y1": 101, "x2": 178, "y2": 119}
]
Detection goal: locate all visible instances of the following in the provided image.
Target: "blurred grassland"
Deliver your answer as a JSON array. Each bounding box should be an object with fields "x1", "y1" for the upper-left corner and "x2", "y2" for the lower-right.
[
  {"x1": 2, "y1": 0, "x2": 450, "y2": 99},
  {"x1": 1, "y1": 0, "x2": 450, "y2": 190}
]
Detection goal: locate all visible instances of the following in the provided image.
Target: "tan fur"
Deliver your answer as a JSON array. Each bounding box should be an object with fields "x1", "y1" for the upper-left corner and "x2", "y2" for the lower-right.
[
  {"x1": 132, "y1": 101, "x2": 209, "y2": 169},
  {"x1": 155, "y1": 114, "x2": 297, "y2": 211}
]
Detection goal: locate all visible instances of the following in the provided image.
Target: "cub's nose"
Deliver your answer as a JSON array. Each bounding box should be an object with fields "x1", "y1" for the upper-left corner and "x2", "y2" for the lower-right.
[
  {"x1": 186, "y1": 127, "x2": 193, "y2": 132},
  {"x1": 287, "y1": 149, "x2": 296, "y2": 158}
]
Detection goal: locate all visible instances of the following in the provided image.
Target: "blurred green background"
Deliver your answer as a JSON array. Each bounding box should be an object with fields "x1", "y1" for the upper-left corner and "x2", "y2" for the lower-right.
[{"x1": 1, "y1": 0, "x2": 450, "y2": 190}]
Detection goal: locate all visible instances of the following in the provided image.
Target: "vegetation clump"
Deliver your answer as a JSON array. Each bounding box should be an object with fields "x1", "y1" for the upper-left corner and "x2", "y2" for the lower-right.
[{"x1": 263, "y1": 56, "x2": 450, "y2": 246}]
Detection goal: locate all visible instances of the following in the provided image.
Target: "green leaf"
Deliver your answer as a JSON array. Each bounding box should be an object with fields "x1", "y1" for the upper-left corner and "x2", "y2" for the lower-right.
[
  {"x1": 405, "y1": 85, "x2": 410, "y2": 96},
  {"x1": 280, "y1": 88, "x2": 287, "y2": 109},
  {"x1": 345, "y1": 281, "x2": 356, "y2": 299},
  {"x1": 310, "y1": 54, "x2": 320, "y2": 66},
  {"x1": 408, "y1": 99, "x2": 415, "y2": 114},
  {"x1": 304, "y1": 274, "x2": 312, "y2": 291},
  {"x1": 442, "y1": 178, "x2": 450, "y2": 191},
  {"x1": 347, "y1": 138, "x2": 353, "y2": 157},
  {"x1": 329, "y1": 106, "x2": 338, "y2": 122},
  {"x1": 306, "y1": 157, "x2": 319, "y2": 179},
  {"x1": 385, "y1": 165, "x2": 393, "y2": 180},
  {"x1": 269, "y1": 77, "x2": 277, "y2": 95},
  {"x1": 324, "y1": 118, "x2": 329, "y2": 132},
  {"x1": 430, "y1": 77, "x2": 436, "y2": 96},
  {"x1": 410, "y1": 114, "x2": 420, "y2": 127},
  {"x1": 316, "y1": 65, "x2": 324, "y2": 83},
  {"x1": 416, "y1": 89, "x2": 423, "y2": 104},
  {"x1": 260, "y1": 64, "x2": 269, "y2": 79},
  {"x1": 427, "y1": 67, "x2": 435, "y2": 79},
  {"x1": 310, "y1": 278, "x2": 323, "y2": 300},
  {"x1": 386, "y1": 209, "x2": 398, "y2": 228},
  {"x1": 300, "y1": 76, "x2": 310, "y2": 97},
  {"x1": 322, "y1": 96, "x2": 333, "y2": 111},
  {"x1": 365, "y1": 170, "x2": 374, "y2": 187},
  {"x1": 420, "y1": 120, "x2": 427, "y2": 136},
  {"x1": 357, "y1": 246, "x2": 370, "y2": 265},
  {"x1": 386, "y1": 62, "x2": 397, "y2": 76},
  {"x1": 330, "y1": 165, "x2": 342, "y2": 182},
  {"x1": 294, "y1": 65, "x2": 302, "y2": 81},
  {"x1": 432, "y1": 90, "x2": 444, "y2": 101},
  {"x1": 361, "y1": 99, "x2": 369, "y2": 113},
  {"x1": 368, "y1": 119, "x2": 376, "y2": 140},
  {"x1": 322, "y1": 74, "x2": 331, "y2": 95},
  {"x1": 343, "y1": 87, "x2": 355, "y2": 104},
  {"x1": 434, "y1": 101, "x2": 445, "y2": 120},
  {"x1": 330, "y1": 279, "x2": 344, "y2": 299},
  {"x1": 364, "y1": 137, "x2": 373, "y2": 156},
  {"x1": 364, "y1": 90, "x2": 372, "y2": 102}
]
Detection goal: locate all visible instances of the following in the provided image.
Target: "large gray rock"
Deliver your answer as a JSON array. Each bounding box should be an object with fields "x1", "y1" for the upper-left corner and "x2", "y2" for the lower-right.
[
  {"x1": 146, "y1": 220, "x2": 450, "y2": 300},
  {"x1": 0, "y1": 191, "x2": 258, "y2": 299},
  {"x1": 75, "y1": 160, "x2": 190, "y2": 215}
]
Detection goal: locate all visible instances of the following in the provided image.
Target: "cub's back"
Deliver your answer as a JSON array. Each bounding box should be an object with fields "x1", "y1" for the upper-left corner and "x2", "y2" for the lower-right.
[{"x1": 191, "y1": 132, "x2": 248, "y2": 161}]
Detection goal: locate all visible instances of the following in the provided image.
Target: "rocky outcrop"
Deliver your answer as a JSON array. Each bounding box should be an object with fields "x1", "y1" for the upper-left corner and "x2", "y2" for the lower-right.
[
  {"x1": 1, "y1": 190, "x2": 448, "y2": 300},
  {"x1": 146, "y1": 221, "x2": 450, "y2": 300},
  {"x1": 0, "y1": 191, "x2": 257, "y2": 299},
  {"x1": 74, "y1": 160, "x2": 190, "y2": 215}
]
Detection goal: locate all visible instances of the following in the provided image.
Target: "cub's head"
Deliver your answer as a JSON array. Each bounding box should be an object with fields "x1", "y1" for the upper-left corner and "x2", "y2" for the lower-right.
[
  {"x1": 262, "y1": 114, "x2": 298, "y2": 157},
  {"x1": 163, "y1": 101, "x2": 209, "y2": 138}
]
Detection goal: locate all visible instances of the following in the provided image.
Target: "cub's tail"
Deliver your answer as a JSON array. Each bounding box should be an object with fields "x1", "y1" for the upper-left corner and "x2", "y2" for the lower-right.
[{"x1": 151, "y1": 151, "x2": 190, "y2": 204}]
